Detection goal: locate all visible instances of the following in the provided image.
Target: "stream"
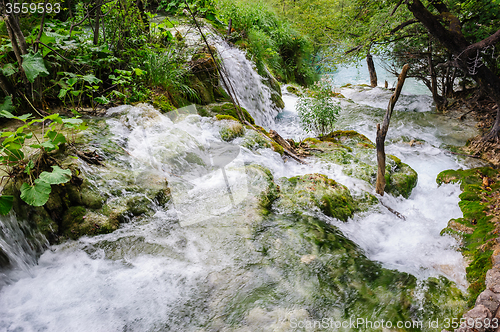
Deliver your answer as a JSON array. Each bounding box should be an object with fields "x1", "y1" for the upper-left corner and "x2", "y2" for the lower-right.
[{"x1": 0, "y1": 39, "x2": 487, "y2": 332}]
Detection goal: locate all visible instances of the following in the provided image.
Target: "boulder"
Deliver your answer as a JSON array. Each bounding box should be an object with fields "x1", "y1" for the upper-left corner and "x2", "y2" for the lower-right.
[
  {"x1": 276, "y1": 173, "x2": 357, "y2": 221},
  {"x1": 303, "y1": 130, "x2": 418, "y2": 198}
]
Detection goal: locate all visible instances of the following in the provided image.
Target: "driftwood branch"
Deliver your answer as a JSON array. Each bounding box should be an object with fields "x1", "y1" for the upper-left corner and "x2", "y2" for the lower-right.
[{"x1": 375, "y1": 64, "x2": 409, "y2": 195}]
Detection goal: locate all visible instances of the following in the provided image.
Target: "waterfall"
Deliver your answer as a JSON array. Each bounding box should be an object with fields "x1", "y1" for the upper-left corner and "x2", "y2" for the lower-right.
[
  {"x1": 213, "y1": 38, "x2": 280, "y2": 128},
  {"x1": 0, "y1": 214, "x2": 47, "y2": 287},
  {"x1": 0, "y1": 42, "x2": 482, "y2": 331}
]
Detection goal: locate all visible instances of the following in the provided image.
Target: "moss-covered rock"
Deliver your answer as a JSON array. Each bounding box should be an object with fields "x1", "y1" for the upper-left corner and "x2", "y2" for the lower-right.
[
  {"x1": 303, "y1": 130, "x2": 418, "y2": 198},
  {"x1": 62, "y1": 206, "x2": 120, "y2": 240},
  {"x1": 276, "y1": 173, "x2": 357, "y2": 221},
  {"x1": 218, "y1": 119, "x2": 245, "y2": 141},
  {"x1": 286, "y1": 85, "x2": 303, "y2": 96},
  {"x1": 270, "y1": 91, "x2": 285, "y2": 109},
  {"x1": 270, "y1": 141, "x2": 284, "y2": 155},
  {"x1": 188, "y1": 52, "x2": 229, "y2": 105},
  {"x1": 437, "y1": 167, "x2": 500, "y2": 306},
  {"x1": 241, "y1": 130, "x2": 272, "y2": 151},
  {"x1": 198, "y1": 102, "x2": 255, "y2": 125},
  {"x1": 151, "y1": 92, "x2": 176, "y2": 113}
]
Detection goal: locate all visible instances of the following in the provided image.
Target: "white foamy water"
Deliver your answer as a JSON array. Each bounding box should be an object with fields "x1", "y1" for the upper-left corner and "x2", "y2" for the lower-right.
[
  {"x1": 273, "y1": 83, "x2": 484, "y2": 285},
  {"x1": 0, "y1": 42, "x2": 481, "y2": 331},
  {"x1": 213, "y1": 38, "x2": 280, "y2": 128}
]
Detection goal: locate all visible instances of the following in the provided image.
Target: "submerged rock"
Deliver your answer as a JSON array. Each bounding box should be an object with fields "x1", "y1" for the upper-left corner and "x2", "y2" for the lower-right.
[{"x1": 303, "y1": 130, "x2": 418, "y2": 198}]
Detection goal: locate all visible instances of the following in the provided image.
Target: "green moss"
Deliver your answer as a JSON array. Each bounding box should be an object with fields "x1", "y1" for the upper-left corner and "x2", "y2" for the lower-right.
[
  {"x1": 436, "y1": 167, "x2": 500, "y2": 306},
  {"x1": 276, "y1": 173, "x2": 358, "y2": 222},
  {"x1": 219, "y1": 120, "x2": 244, "y2": 141},
  {"x1": 270, "y1": 92, "x2": 285, "y2": 109},
  {"x1": 152, "y1": 93, "x2": 176, "y2": 113},
  {"x1": 385, "y1": 156, "x2": 418, "y2": 199},
  {"x1": 242, "y1": 130, "x2": 272, "y2": 151},
  {"x1": 271, "y1": 141, "x2": 284, "y2": 155},
  {"x1": 209, "y1": 102, "x2": 255, "y2": 125},
  {"x1": 303, "y1": 131, "x2": 417, "y2": 198},
  {"x1": 216, "y1": 114, "x2": 239, "y2": 122}
]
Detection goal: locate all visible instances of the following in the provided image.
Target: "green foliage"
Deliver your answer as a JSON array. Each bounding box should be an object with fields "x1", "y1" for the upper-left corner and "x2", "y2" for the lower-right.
[
  {"x1": 296, "y1": 79, "x2": 340, "y2": 136},
  {"x1": 20, "y1": 179, "x2": 52, "y2": 207},
  {"x1": 142, "y1": 48, "x2": 197, "y2": 100},
  {"x1": 0, "y1": 195, "x2": 14, "y2": 215},
  {"x1": 215, "y1": 0, "x2": 317, "y2": 85},
  {"x1": 21, "y1": 52, "x2": 49, "y2": 83},
  {"x1": 159, "y1": 0, "x2": 216, "y2": 17},
  {"x1": 0, "y1": 111, "x2": 84, "y2": 213}
]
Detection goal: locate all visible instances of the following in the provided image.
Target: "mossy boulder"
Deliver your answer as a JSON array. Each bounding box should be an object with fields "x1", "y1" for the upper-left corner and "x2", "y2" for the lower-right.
[
  {"x1": 276, "y1": 173, "x2": 357, "y2": 221},
  {"x1": 303, "y1": 130, "x2": 418, "y2": 198},
  {"x1": 270, "y1": 91, "x2": 285, "y2": 109},
  {"x1": 62, "y1": 206, "x2": 120, "y2": 240},
  {"x1": 384, "y1": 155, "x2": 418, "y2": 199},
  {"x1": 241, "y1": 130, "x2": 272, "y2": 151},
  {"x1": 218, "y1": 119, "x2": 245, "y2": 141},
  {"x1": 197, "y1": 102, "x2": 255, "y2": 125},
  {"x1": 286, "y1": 85, "x2": 303, "y2": 96}
]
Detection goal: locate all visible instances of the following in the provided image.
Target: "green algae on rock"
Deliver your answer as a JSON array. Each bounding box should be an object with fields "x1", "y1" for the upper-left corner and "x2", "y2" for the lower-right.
[
  {"x1": 218, "y1": 119, "x2": 245, "y2": 142},
  {"x1": 437, "y1": 167, "x2": 500, "y2": 306},
  {"x1": 197, "y1": 102, "x2": 255, "y2": 125},
  {"x1": 303, "y1": 130, "x2": 418, "y2": 198},
  {"x1": 275, "y1": 173, "x2": 357, "y2": 221}
]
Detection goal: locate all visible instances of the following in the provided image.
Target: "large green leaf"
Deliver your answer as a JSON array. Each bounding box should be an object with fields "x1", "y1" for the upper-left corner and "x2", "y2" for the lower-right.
[
  {"x1": 21, "y1": 52, "x2": 49, "y2": 83},
  {"x1": 38, "y1": 166, "x2": 72, "y2": 185},
  {"x1": 82, "y1": 74, "x2": 101, "y2": 85},
  {"x1": 0, "y1": 96, "x2": 13, "y2": 112},
  {"x1": 0, "y1": 195, "x2": 14, "y2": 215},
  {"x1": 1, "y1": 63, "x2": 17, "y2": 77},
  {"x1": 20, "y1": 179, "x2": 52, "y2": 206}
]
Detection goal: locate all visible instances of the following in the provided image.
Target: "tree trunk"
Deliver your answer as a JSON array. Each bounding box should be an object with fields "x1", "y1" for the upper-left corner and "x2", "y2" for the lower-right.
[
  {"x1": 376, "y1": 64, "x2": 409, "y2": 195},
  {"x1": 367, "y1": 53, "x2": 378, "y2": 87},
  {"x1": 93, "y1": 0, "x2": 102, "y2": 45}
]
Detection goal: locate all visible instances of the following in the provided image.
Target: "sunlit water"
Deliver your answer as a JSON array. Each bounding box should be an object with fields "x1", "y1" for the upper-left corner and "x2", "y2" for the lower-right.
[{"x1": 0, "y1": 41, "x2": 485, "y2": 331}]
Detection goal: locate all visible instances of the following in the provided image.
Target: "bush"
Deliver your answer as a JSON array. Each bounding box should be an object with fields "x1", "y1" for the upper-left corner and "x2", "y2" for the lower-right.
[{"x1": 297, "y1": 79, "x2": 340, "y2": 136}]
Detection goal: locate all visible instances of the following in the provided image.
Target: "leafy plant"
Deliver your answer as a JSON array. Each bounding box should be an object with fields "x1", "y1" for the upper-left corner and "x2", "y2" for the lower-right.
[
  {"x1": 0, "y1": 110, "x2": 86, "y2": 215},
  {"x1": 143, "y1": 48, "x2": 197, "y2": 100},
  {"x1": 296, "y1": 80, "x2": 341, "y2": 136}
]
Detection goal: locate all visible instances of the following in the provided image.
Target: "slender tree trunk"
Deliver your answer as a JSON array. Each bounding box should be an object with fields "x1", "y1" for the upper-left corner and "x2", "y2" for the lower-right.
[
  {"x1": 366, "y1": 53, "x2": 378, "y2": 87},
  {"x1": 376, "y1": 64, "x2": 409, "y2": 195},
  {"x1": 0, "y1": 74, "x2": 13, "y2": 97},
  {"x1": 93, "y1": 0, "x2": 102, "y2": 45}
]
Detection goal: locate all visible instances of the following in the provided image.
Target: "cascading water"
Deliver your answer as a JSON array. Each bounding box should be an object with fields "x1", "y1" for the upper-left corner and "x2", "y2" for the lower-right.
[
  {"x1": 213, "y1": 38, "x2": 280, "y2": 128},
  {"x1": 0, "y1": 41, "x2": 484, "y2": 331}
]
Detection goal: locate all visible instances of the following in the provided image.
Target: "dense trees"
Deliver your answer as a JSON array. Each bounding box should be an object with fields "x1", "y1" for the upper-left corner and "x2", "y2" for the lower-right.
[{"x1": 264, "y1": 0, "x2": 500, "y2": 140}]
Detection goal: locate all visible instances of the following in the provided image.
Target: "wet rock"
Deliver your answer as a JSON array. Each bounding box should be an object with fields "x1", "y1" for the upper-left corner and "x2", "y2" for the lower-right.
[
  {"x1": 486, "y1": 269, "x2": 500, "y2": 293},
  {"x1": 197, "y1": 102, "x2": 255, "y2": 125},
  {"x1": 276, "y1": 173, "x2": 357, "y2": 221},
  {"x1": 475, "y1": 289, "x2": 500, "y2": 315},
  {"x1": 218, "y1": 119, "x2": 245, "y2": 141},
  {"x1": 0, "y1": 247, "x2": 9, "y2": 268},
  {"x1": 304, "y1": 130, "x2": 418, "y2": 198},
  {"x1": 462, "y1": 304, "x2": 492, "y2": 332},
  {"x1": 286, "y1": 85, "x2": 303, "y2": 96},
  {"x1": 448, "y1": 219, "x2": 474, "y2": 234}
]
